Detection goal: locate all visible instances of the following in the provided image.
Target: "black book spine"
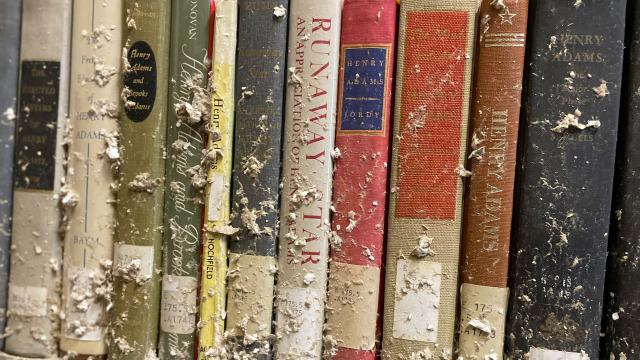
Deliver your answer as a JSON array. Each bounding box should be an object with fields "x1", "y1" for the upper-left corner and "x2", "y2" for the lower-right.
[
  {"x1": 230, "y1": 0, "x2": 288, "y2": 266},
  {"x1": 226, "y1": 0, "x2": 288, "y2": 354},
  {"x1": 506, "y1": 0, "x2": 626, "y2": 358},
  {"x1": 0, "y1": 0, "x2": 21, "y2": 349},
  {"x1": 603, "y1": 2, "x2": 640, "y2": 359}
]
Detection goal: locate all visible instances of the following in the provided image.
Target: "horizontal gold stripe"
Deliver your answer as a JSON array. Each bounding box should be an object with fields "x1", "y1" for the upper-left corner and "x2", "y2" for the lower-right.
[
  {"x1": 485, "y1": 32, "x2": 525, "y2": 37},
  {"x1": 484, "y1": 43, "x2": 525, "y2": 47}
]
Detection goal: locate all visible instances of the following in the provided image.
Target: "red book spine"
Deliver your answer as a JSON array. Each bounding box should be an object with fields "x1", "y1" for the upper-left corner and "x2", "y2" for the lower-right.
[
  {"x1": 207, "y1": 0, "x2": 215, "y2": 62},
  {"x1": 326, "y1": 1, "x2": 398, "y2": 358}
]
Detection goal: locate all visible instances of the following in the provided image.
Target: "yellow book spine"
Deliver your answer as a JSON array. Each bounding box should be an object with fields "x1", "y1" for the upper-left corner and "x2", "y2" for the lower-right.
[{"x1": 198, "y1": 1, "x2": 237, "y2": 358}]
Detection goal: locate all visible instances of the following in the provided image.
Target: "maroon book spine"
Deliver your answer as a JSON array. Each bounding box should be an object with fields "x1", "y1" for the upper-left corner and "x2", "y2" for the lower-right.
[{"x1": 325, "y1": 1, "x2": 397, "y2": 358}]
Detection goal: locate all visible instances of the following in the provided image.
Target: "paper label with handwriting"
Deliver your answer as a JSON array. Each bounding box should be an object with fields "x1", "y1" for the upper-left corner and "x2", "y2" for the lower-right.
[
  {"x1": 392, "y1": 259, "x2": 441, "y2": 343},
  {"x1": 276, "y1": 287, "x2": 324, "y2": 359},
  {"x1": 226, "y1": 254, "x2": 276, "y2": 336},
  {"x1": 459, "y1": 283, "x2": 509, "y2": 360},
  {"x1": 326, "y1": 261, "x2": 380, "y2": 350},
  {"x1": 160, "y1": 275, "x2": 197, "y2": 334},
  {"x1": 8, "y1": 284, "x2": 47, "y2": 317}
]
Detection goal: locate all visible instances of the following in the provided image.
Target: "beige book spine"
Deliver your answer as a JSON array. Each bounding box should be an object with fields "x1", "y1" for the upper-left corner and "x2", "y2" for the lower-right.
[
  {"x1": 60, "y1": 0, "x2": 123, "y2": 356},
  {"x1": 380, "y1": 0, "x2": 478, "y2": 359},
  {"x1": 4, "y1": 0, "x2": 71, "y2": 357}
]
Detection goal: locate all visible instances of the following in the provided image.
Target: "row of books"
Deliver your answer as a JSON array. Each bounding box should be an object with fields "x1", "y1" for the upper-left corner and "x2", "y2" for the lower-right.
[{"x1": 0, "y1": 0, "x2": 638, "y2": 359}]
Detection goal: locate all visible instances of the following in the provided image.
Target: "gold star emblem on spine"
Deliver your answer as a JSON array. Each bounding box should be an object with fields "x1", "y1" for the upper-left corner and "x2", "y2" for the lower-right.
[{"x1": 499, "y1": 8, "x2": 517, "y2": 24}]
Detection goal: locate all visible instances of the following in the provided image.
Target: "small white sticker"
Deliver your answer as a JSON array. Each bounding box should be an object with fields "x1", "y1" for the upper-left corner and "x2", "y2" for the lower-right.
[
  {"x1": 160, "y1": 275, "x2": 197, "y2": 334},
  {"x1": 392, "y1": 259, "x2": 442, "y2": 343},
  {"x1": 207, "y1": 172, "x2": 225, "y2": 222},
  {"x1": 275, "y1": 287, "x2": 324, "y2": 359},
  {"x1": 529, "y1": 348, "x2": 585, "y2": 360},
  {"x1": 113, "y1": 244, "x2": 154, "y2": 280},
  {"x1": 8, "y1": 284, "x2": 48, "y2": 317}
]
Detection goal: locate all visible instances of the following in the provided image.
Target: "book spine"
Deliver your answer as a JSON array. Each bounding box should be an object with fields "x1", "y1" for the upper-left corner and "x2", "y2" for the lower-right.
[
  {"x1": 226, "y1": 0, "x2": 288, "y2": 354},
  {"x1": 0, "y1": 352, "x2": 54, "y2": 360},
  {"x1": 60, "y1": 0, "x2": 123, "y2": 355},
  {"x1": 505, "y1": 1, "x2": 626, "y2": 358},
  {"x1": 0, "y1": 0, "x2": 22, "y2": 350},
  {"x1": 274, "y1": 0, "x2": 342, "y2": 358},
  {"x1": 380, "y1": 1, "x2": 477, "y2": 359},
  {"x1": 197, "y1": 0, "x2": 237, "y2": 358},
  {"x1": 158, "y1": 1, "x2": 210, "y2": 358},
  {"x1": 4, "y1": 0, "x2": 71, "y2": 357},
  {"x1": 325, "y1": 1, "x2": 397, "y2": 359},
  {"x1": 110, "y1": 0, "x2": 171, "y2": 359},
  {"x1": 457, "y1": 0, "x2": 527, "y2": 359},
  {"x1": 603, "y1": 2, "x2": 640, "y2": 358}
]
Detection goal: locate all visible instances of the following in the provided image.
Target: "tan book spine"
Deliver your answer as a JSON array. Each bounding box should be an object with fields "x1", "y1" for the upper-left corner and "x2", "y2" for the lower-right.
[
  {"x1": 381, "y1": 1, "x2": 478, "y2": 359},
  {"x1": 4, "y1": 0, "x2": 72, "y2": 357},
  {"x1": 60, "y1": 0, "x2": 124, "y2": 356},
  {"x1": 274, "y1": 0, "x2": 342, "y2": 358}
]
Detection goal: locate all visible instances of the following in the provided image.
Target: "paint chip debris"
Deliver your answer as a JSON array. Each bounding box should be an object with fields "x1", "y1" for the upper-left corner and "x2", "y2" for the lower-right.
[
  {"x1": 303, "y1": 273, "x2": 316, "y2": 285},
  {"x1": 273, "y1": 5, "x2": 287, "y2": 20},
  {"x1": 127, "y1": 173, "x2": 161, "y2": 193},
  {"x1": 551, "y1": 109, "x2": 601, "y2": 133},
  {"x1": 456, "y1": 164, "x2": 473, "y2": 177},
  {"x1": 468, "y1": 319, "x2": 492, "y2": 334},
  {"x1": 345, "y1": 210, "x2": 358, "y2": 233},
  {"x1": 3, "y1": 107, "x2": 16, "y2": 122},
  {"x1": 207, "y1": 225, "x2": 240, "y2": 236},
  {"x1": 411, "y1": 233, "x2": 436, "y2": 258},
  {"x1": 490, "y1": 0, "x2": 506, "y2": 10},
  {"x1": 593, "y1": 81, "x2": 610, "y2": 98},
  {"x1": 288, "y1": 67, "x2": 303, "y2": 85}
]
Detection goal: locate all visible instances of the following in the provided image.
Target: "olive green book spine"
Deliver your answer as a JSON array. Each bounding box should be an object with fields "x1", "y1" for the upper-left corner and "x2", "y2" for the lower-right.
[
  {"x1": 109, "y1": 1, "x2": 171, "y2": 359},
  {"x1": 158, "y1": 0, "x2": 210, "y2": 359}
]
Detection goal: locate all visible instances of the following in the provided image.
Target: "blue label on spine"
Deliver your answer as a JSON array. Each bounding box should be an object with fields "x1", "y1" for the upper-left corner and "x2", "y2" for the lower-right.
[{"x1": 338, "y1": 46, "x2": 388, "y2": 133}]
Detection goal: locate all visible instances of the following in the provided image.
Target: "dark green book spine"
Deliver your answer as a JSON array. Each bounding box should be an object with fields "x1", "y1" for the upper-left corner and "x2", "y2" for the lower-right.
[
  {"x1": 603, "y1": 1, "x2": 640, "y2": 359},
  {"x1": 110, "y1": 1, "x2": 171, "y2": 359},
  {"x1": 506, "y1": 0, "x2": 627, "y2": 358},
  {"x1": 158, "y1": 0, "x2": 210, "y2": 359},
  {"x1": 226, "y1": 0, "x2": 288, "y2": 355}
]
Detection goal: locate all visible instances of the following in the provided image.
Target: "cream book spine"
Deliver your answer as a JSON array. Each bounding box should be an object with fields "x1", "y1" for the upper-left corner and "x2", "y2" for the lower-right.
[
  {"x1": 4, "y1": 0, "x2": 72, "y2": 357},
  {"x1": 60, "y1": 0, "x2": 123, "y2": 356},
  {"x1": 274, "y1": 0, "x2": 342, "y2": 358}
]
